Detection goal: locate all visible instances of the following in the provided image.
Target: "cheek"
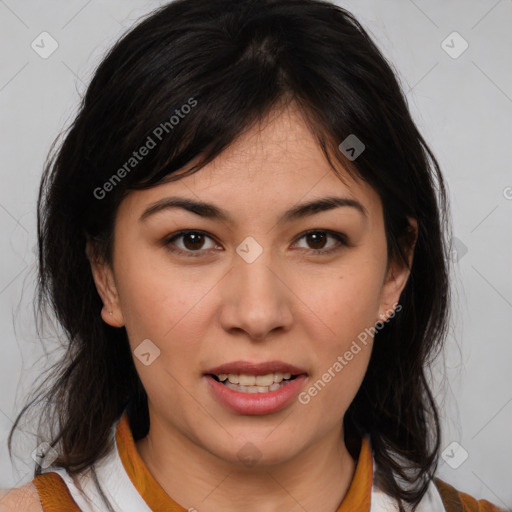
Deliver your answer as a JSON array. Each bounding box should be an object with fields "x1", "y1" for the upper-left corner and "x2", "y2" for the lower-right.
[
  {"x1": 114, "y1": 257, "x2": 209, "y2": 411},
  {"x1": 113, "y1": 252, "x2": 223, "y2": 400},
  {"x1": 115, "y1": 252, "x2": 212, "y2": 342},
  {"x1": 297, "y1": 252, "x2": 384, "y2": 403},
  {"x1": 305, "y1": 259, "x2": 385, "y2": 340},
  {"x1": 300, "y1": 307, "x2": 375, "y2": 421}
]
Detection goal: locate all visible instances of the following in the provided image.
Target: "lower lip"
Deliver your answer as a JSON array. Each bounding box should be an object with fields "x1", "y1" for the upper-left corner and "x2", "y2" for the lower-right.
[{"x1": 205, "y1": 375, "x2": 307, "y2": 415}]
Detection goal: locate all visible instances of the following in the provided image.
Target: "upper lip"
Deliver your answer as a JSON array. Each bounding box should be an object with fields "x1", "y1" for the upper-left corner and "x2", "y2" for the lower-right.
[{"x1": 205, "y1": 360, "x2": 307, "y2": 376}]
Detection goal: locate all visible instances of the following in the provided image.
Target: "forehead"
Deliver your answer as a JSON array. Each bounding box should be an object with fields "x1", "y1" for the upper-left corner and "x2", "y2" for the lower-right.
[
  {"x1": 187, "y1": 107, "x2": 354, "y2": 188},
  {"x1": 120, "y1": 106, "x2": 382, "y2": 224}
]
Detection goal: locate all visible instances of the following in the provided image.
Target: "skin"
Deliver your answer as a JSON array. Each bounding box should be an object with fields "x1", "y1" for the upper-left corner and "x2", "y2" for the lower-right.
[
  {"x1": 87, "y1": 105, "x2": 417, "y2": 512},
  {"x1": 0, "y1": 485, "x2": 42, "y2": 512}
]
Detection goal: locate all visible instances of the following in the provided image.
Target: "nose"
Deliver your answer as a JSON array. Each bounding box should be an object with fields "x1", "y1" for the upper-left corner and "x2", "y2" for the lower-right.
[{"x1": 218, "y1": 245, "x2": 294, "y2": 341}]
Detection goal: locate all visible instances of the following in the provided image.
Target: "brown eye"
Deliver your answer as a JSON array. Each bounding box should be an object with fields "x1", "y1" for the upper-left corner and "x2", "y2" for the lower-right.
[
  {"x1": 182, "y1": 232, "x2": 206, "y2": 250},
  {"x1": 294, "y1": 230, "x2": 348, "y2": 255},
  {"x1": 306, "y1": 232, "x2": 328, "y2": 250}
]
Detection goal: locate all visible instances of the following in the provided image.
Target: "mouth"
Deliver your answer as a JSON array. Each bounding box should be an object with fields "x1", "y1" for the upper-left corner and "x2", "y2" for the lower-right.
[{"x1": 203, "y1": 360, "x2": 308, "y2": 415}]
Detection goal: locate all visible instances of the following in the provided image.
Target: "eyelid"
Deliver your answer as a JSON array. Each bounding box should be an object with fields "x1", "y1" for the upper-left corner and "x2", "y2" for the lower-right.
[{"x1": 163, "y1": 229, "x2": 349, "y2": 257}]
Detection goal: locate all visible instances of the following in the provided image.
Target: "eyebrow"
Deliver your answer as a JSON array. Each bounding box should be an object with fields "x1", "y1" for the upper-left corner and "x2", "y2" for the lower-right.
[{"x1": 139, "y1": 195, "x2": 367, "y2": 224}]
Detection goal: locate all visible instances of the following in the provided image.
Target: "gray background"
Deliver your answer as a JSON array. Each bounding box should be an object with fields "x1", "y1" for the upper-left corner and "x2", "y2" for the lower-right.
[{"x1": 1, "y1": 0, "x2": 511, "y2": 508}]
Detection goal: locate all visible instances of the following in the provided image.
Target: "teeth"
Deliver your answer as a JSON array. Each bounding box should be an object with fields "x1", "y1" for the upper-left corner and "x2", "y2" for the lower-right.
[
  {"x1": 223, "y1": 381, "x2": 292, "y2": 393},
  {"x1": 212, "y1": 372, "x2": 299, "y2": 393},
  {"x1": 239, "y1": 374, "x2": 256, "y2": 386},
  {"x1": 255, "y1": 374, "x2": 274, "y2": 386},
  {"x1": 219, "y1": 372, "x2": 293, "y2": 386}
]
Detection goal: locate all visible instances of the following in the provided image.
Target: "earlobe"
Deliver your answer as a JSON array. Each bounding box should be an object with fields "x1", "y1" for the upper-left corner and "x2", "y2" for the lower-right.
[
  {"x1": 85, "y1": 241, "x2": 125, "y2": 328},
  {"x1": 99, "y1": 302, "x2": 124, "y2": 328}
]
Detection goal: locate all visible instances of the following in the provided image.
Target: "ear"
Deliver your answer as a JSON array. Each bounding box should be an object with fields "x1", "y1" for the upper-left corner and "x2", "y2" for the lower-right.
[
  {"x1": 85, "y1": 239, "x2": 125, "y2": 328},
  {"x1": 377, "y1": 217, "x2": 418, "y2": 322}
]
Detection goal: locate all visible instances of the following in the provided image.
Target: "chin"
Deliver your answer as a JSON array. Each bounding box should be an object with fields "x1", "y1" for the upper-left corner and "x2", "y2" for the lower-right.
[{"x1": 210, "y1": 433, "x2": 306, "y2": 468}]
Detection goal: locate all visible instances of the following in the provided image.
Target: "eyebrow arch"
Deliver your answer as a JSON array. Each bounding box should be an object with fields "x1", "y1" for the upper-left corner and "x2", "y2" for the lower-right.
[{"x1": 139, "y1": 196, "x2": 367, "y2": 224}]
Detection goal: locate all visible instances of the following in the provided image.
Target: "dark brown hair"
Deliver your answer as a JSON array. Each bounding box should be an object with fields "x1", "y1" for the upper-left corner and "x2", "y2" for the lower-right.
[{"x1": 9, "y1": 1, "x2": 451, "y2": 510}]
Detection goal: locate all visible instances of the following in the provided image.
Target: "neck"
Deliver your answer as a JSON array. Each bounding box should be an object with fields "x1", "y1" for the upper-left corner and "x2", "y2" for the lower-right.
[{"x1": 135, "y1": 415, "x2": 357, "y2": 512}]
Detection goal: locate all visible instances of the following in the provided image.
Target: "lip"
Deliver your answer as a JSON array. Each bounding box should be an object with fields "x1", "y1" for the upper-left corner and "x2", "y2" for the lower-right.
[
  {"x1": 205, "y1": 373, "x2": 308, "y2": 415},
  {"x1": 204, "y1": 360, "x2": 307, "y2": 376}
]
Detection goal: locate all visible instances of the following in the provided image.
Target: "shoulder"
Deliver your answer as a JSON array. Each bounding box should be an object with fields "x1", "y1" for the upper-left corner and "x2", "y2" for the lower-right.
[
  {"x1": 0, "y1": 483, "x2": 43, "y2": 512},
  {"x1": 433, "y1": 477, "x2": 507, "y2": 512}
]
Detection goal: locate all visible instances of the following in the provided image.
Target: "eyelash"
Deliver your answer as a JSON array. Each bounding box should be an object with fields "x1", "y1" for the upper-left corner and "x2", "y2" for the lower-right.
[{"x1": 163, "y1": 229, "x2": 349, "y2": 258}]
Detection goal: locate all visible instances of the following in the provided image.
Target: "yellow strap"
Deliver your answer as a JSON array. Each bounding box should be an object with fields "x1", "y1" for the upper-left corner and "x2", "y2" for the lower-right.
[
  {"x1": 32, "y1": 472, "x2": 81, "y2": 512},
  {"x1": 434, "y1": 477, "x2": 504, "y2": 512}
]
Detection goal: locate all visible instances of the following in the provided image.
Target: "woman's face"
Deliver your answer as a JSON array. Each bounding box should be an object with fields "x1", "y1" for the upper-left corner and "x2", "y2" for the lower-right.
[{"x1": 90, "y1": 106, "x2": 414, "y2": 466}]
